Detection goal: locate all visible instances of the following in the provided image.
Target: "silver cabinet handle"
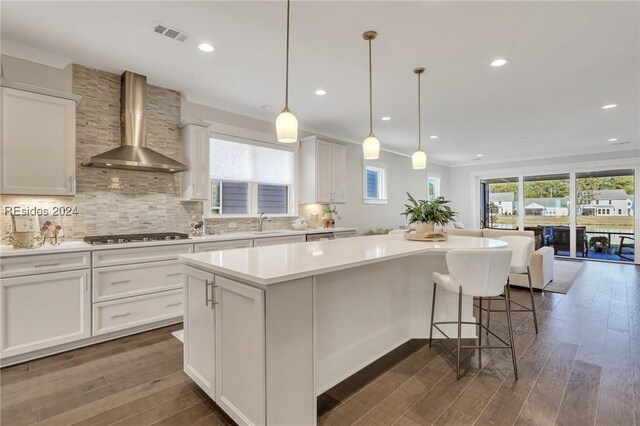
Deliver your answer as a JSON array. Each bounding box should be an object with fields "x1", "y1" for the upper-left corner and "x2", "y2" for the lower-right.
[
  {"x1": 205, "y1": 278, "x2": 213, "y2": 307},
  {"x1": 110, "y1": 280, "x2": 131, "y2": 285},
  {"x1": 111, "y1": 313, "x2": 131, "y2": 319},
  {"x1": 211, "y1": 276, "x2": 219, "y2": 310},
  {"x1": 166, "y1": 302, "x2": 182, "y2": 308},
  {"x1": 165, "y1": 272, "x2": 182, "y2": 277},
  {"x1": 35, "y1": 263, "x2": 60, "y2": 267}
]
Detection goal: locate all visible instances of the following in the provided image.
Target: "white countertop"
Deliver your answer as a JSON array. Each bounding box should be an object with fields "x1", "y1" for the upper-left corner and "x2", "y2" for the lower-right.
[
  {"x1": 179, "y1": 234, "x2": 508, "y2": 287},
  {"x1": 0, "y1": 227, "x2": 357, "y2": 258}
]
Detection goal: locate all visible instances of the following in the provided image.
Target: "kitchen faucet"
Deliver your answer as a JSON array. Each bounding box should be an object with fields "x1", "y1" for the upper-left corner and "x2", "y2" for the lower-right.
[{"x1": 258, "y1": 212, "x2": 271, "y2": 232}]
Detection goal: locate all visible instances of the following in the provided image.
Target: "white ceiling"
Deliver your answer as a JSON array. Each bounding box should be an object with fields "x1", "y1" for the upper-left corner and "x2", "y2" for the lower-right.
[{"x1": 2, "y1": 1, "x2": 639, "y2": 166}]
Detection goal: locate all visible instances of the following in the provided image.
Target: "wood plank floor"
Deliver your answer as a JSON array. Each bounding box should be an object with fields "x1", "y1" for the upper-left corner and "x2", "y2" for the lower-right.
[{"x1": 2, "y1": 260, "x2": 638, "y2": 425}]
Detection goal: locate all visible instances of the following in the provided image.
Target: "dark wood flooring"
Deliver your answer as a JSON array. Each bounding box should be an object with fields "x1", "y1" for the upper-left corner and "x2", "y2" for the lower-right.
[{"x1": 2, "y1": 260, "x2": 639, "y2": 425}]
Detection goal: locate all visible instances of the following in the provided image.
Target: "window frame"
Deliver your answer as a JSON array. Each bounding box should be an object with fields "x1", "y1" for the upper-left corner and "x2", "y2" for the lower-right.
[
  {"x1": 363, "y1": 163, "x2": 388, "y2": 204},
  {"x1": 206, "y1": 134, "x2": 297, "y2": 218},
  {"x1": 427, "y1": 176, "x2": 441, "y2": 200}
]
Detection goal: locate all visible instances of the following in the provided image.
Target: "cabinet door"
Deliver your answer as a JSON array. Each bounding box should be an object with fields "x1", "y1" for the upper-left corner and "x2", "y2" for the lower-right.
[
  {"x1": 315, "y1": 140, "x2": 333, "y2": 203},
  {"x1": 183, "y1": 266, "x2": 216, "y2": 401},
  {"x1": 1, "y1": 88, "x2": 76, "y2": 195},
  {"x1": 215, "y1": 276, "x2": 265, "y2": 426},
  {"x1": 181, "y1": 124, "x2": 209, "y2": 201},
  {"x1": 0, "y1": 270, "x2": 90, "y2": 358},
  {"x1": 331, "y1": 144, "x2": 346, "y2": 203}
]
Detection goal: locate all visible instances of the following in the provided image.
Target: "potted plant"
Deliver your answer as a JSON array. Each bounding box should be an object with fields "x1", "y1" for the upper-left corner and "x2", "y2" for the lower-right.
[
  {"x1": 588, "y1": 236, "x2": 610, "y2": 254},
  {"x1": 402, "y1": 193, "x2": 457, "y2": 234}
]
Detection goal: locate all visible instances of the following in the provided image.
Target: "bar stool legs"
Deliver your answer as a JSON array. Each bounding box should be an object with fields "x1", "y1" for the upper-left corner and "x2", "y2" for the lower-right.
[
  {"x1": 429, "y1": 283, "x2": 519, "y2": 381},
  {"x1": 504, "y1": 284, "x2": 519, "y2": 380},
  {"x1": 484, "y1": 269, "x2": 539, "y2": 335}
]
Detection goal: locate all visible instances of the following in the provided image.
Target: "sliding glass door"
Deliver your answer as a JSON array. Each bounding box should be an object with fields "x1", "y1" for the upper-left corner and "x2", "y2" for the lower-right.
[
  {"x1": 577, "y1": 169, "x2": 635, "y2": 262},
  {"x1": 479, "y1": 169, "x2": 636, "y2": 263},
  {"x1": 523, "y1": 174, "x2": 571, "y2": 256}
]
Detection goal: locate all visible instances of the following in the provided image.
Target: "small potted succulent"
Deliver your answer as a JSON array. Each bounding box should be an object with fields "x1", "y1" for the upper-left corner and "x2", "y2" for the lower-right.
[{"x1": 402, "y1": 192, "x2": 457, "y2": 234}]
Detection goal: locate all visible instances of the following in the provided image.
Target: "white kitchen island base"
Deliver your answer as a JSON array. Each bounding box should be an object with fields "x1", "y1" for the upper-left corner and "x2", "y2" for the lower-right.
[{"x1": 180, "y1": 235, "x2": 507, "y2": 426}]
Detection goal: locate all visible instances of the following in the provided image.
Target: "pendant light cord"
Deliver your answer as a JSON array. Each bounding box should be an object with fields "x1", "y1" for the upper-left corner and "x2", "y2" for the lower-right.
[
  {"x1": 284, "y1": 0, "x2": 291, "y2": 109},
  {"x1": 417, "y1": 71, "x2": 421, "y2": 150},
  {"x1": 368, "y1": 38, "x2": 373, "y2": 136}
]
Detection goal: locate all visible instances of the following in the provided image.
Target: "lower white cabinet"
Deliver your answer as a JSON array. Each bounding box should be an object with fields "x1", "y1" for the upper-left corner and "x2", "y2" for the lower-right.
[
  {"x1": 183, "y1": 266, "x2": 216, "y2": 400},
  {"x1": 183, "y1": 266, "x2": 265, "y2": 426},
  {"x1": 0, "y1": 269, "x2": 91, "y2": 358},
  {"x1": 92, "y1": 289, "x2": 183, "y2": 336}
]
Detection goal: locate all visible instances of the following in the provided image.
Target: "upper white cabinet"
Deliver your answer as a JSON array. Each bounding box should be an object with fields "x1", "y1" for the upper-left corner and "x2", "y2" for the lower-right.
[
  {"x1": 299, "y1": 136, "x2": 346, "y2": 204},
  {"x1": 179, "y1": 121, "x2": 210, "y2": 201},
  {"x1": 1, "y1": 86, "x2": 78, "y2": 196}
]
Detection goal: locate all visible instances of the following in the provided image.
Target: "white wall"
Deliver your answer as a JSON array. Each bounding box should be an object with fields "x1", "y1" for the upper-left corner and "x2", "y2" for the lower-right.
[{"x1": 182, "y1": 98, "x2": 449, "y2": 231}]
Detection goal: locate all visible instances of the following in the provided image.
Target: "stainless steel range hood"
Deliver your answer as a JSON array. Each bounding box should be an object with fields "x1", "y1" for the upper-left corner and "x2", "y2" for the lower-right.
[{"x1": 82, "y1": 71, "x2": 188, "y2": 173}]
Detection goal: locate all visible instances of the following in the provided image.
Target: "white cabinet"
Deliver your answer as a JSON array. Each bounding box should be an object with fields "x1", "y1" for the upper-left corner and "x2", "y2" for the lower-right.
[
  {"x1": 179, "y1": 121, "x2": 210, "y2": 201},
  {"x1": 195, "y1": 239, "x2": 253, "y2": 253},
  {"x1": 1, "y1": 87, "x2": 77, "y2": 196},
  {"x1": 299, "y1": 136, "x2": 346, "y2": 204},
  {"x1": 334, "y1": 230, "x2": 357, "y2": 239},
  {"x1": 183, "y1": 267, "x2": 265, "y2": 426},
  {"x1": 253, "y1": 234, "x2": 306, "y2": 247},
  {"x1": 183, "y1": 266, "x2": 216, "y2": 400},
  {"x1": 214, "y1": 275, "x2": 265, "y2": 426},
  {"x1": 0, "y1": 269, "x2": 91, "y2": 358}
]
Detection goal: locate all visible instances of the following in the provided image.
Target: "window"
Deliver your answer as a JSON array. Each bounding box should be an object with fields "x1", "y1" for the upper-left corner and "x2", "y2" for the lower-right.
[
  {"x1": 363, "y1": 165, "x2": 387, "y2": 204},
  {"x1": 428, "y1": 177, "x2": 441, "y2": 200},
  {"x1": 209, "y1": 138, "x2": 294, "y2": 216}
]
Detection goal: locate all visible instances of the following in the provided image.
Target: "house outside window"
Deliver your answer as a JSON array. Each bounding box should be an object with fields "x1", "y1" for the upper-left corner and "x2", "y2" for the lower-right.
[
  {"x1": 428, "y1": 177, "x2": 441, "y2": 200},
  {"x1": 363, "y1": 164, "x2": 387, "y2": 204},
  {"x1": 209, "y1": 138, "x2": 294, "y2": 216}
]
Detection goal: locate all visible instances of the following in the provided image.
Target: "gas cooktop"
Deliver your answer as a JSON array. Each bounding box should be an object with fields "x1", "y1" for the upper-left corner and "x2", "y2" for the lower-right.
[{"x1": 83, "y1": 232, "x2": 190, "y2": 245}]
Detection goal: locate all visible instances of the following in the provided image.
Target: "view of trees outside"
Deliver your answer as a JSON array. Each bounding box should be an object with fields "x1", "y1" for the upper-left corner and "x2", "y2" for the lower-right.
[{"x1": 484, "y1": 170, "x2": 635, "y2": 261}]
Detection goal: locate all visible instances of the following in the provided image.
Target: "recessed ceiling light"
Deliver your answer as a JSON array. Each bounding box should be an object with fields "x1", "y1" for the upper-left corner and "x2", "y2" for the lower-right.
[
  {"x1": 105, "y1": 163, "x2": 112, "y2": 166},
  {"x1": 608, "y1": 138, "x2": 618, "y2": 142},
  {"x1": 315, "y1": 89, "x2": 327, "y2": 96},
  {"x1": 601, "y1": 104, "x2": 618, "y2": 109},
  {"x1": 477, "y1": 154, "x2": 484, "y2": 157},
  {"x1": 381, "y1": 116, "x2": 391, "y2": 121},
  {"x1": 261, "y1": 105, "x2": 272, "y2": 110},
  {"x1": 430, "y1": 135, "x2": 438, "y2": 139},
  {"x1": 490, "y1": 58, "x2": 508, "y2": 67},
  {"x1": 198, "y1": 43, "x2": 214, "y2": 53}
]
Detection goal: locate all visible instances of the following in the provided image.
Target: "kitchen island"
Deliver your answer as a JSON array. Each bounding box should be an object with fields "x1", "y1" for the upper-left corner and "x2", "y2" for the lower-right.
[{"x1": 179, "y1": 234, "x2": 507, "y2": 426}]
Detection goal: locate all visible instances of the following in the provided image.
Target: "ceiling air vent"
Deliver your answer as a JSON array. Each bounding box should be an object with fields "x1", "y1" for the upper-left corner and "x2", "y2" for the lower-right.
[
  {"x1": 153, "y1": 23, "x2": 191, "y2": 43},
  {"x1": 613, "y1": 141, "x2": 631, "y2": 146}
]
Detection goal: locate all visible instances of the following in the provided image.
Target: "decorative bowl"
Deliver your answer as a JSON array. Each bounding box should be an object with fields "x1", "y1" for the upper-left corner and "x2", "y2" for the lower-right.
[{"x1": 292, "y1": 222, "x2": 309, "y2": 231}]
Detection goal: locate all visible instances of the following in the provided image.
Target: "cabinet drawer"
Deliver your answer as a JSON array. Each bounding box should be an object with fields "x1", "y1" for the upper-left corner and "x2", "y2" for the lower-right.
[
  {"x1": 92, "y1": 260, "x2": 183, "y2": 303},
  {"x1": 0, "y1": 252, "x2": 90, "y2": 278},
  {"x1": 253, "y1": 235, "x2": 306, "y2": 247},
  {"x1": 195, "y1": 239, "x2": 253, "y2": 253},
  {"x1": 92, "y1": 244, "x2": 193, "y2": 267},
  {"x1": 93, "y1": 289, "x2": 183, "y2": 336}
]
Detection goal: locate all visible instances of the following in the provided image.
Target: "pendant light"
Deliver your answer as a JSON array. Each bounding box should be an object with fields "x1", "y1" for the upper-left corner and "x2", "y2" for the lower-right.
[
  {"x1": 276, "y1": 0, "x2": 298, "y2": 143},
  {"x1": 362, "y1": 31, "x2": 380, "y2": 160},
  {"x1": 411, "y1": 67, "x2": 427, "y2": 169}
]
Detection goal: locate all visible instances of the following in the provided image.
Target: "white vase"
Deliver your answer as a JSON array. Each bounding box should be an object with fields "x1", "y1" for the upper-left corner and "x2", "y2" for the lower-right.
[{"x1": 415, "y1": 221, "x2": 435, "y2": 235}]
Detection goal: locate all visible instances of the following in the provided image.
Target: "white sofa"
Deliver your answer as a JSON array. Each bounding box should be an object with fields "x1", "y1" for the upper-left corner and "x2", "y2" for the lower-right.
[{"x1": 445, "y1": 228, "x2": 554, "y2": 290}]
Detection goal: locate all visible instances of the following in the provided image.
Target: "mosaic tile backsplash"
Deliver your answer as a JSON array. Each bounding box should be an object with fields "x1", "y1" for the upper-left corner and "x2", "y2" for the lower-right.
[{"x1": 0, "y1": 65, "x2": 302, "y2": 241}]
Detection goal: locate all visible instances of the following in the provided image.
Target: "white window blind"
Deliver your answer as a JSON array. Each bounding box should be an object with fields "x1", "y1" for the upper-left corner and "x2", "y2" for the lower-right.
[{"x1": 210, "y1": 138, "x2": 294, "y2": 185}]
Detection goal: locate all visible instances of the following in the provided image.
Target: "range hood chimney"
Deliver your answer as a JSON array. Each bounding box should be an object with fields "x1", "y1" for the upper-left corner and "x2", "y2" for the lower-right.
[{"x1": 82, "y1": 71, "x2": 188, "y2": 173}]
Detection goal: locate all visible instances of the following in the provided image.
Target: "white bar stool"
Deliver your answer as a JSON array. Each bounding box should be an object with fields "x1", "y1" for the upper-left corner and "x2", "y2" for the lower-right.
[
  {"x1": 485, "y1": 236, "x2": 539, "y2": 334},
  {"x1": 429, "y1": 249, "x2": 518, "y2": 380}
]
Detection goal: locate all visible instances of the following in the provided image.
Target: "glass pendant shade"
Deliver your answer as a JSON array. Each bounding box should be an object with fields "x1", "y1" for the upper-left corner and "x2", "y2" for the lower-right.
[
  {"x1": 276, "y1": 108, "x2": 298, "y2": 143},
  {"x1": 363, "y1": 135, "x2": 380, "y2": 160},
  {"x1": 412, "y1": 149, "x2": 427, "y2": 169}
]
